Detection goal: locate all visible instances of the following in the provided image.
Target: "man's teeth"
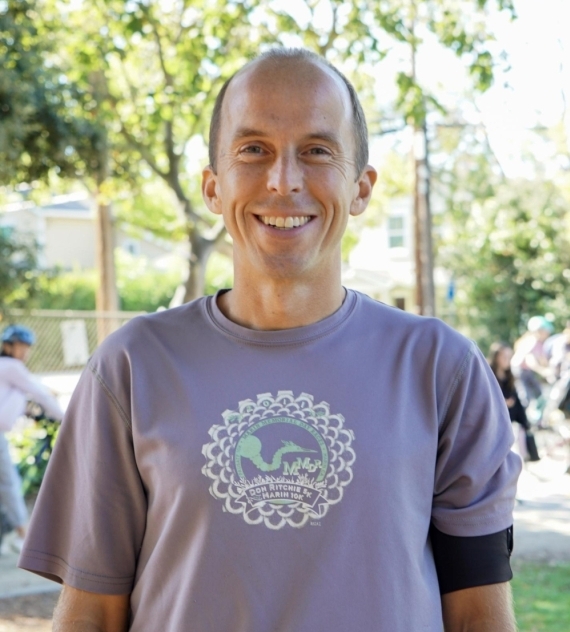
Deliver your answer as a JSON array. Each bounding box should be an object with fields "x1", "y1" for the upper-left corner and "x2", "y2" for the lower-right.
[{"x1": 261, "y1": 216, "x2": 311, "y2": 229}]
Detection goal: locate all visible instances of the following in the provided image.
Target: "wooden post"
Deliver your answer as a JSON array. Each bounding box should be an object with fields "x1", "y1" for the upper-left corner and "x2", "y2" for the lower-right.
[{"x1": 94, "y1": 195, "x2": 119, "y2": 342}]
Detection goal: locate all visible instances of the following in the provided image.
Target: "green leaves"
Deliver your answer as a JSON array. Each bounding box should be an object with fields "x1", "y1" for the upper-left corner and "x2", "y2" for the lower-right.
[{"x1": 434, "y1": 127, "x2": 570, "y2": 350}]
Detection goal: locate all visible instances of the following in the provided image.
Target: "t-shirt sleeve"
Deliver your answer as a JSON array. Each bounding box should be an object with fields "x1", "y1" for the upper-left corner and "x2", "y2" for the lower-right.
[
  {"x1": 18, "y1": 359, "x2": 147, "y2": 595},
  {"x1": 431, "y1": 343, "x2": 522, "y2": 537}
]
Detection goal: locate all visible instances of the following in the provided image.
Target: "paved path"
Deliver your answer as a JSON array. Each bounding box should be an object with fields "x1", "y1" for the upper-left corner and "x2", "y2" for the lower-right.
[{"x1": 512, "y1": 454, "x2": 570, "y2": 563}]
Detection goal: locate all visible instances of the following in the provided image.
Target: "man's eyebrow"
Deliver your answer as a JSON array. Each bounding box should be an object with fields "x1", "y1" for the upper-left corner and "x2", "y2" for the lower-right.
[
  {"x1": 304, "y1": 132, "x2": 342, "y2": 148},
  {"x1": 231, "y1": 128, "x2": 343, "y2": 148},
  {"x1": 232, "y1": 127, "x2": 269, "y2": 141}
]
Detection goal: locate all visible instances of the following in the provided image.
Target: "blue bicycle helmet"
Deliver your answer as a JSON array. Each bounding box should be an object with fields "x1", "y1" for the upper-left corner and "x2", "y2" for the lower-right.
[{"x1": 1, "y1": 325, "x2": 36, "y2": 346}]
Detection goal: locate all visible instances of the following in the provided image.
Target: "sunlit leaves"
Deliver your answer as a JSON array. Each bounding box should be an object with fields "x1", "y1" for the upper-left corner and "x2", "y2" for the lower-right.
[
  {"x1": 434, "y1": 128, "x2": 570, "y2": 349},
  {"x1": 0, "y1": 228, "x2": 39, "y2": 307}
]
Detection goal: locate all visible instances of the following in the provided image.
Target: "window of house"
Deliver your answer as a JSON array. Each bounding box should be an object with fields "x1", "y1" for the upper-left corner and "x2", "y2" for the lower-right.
[{"x1": 388, "y1": 216, "x2": 405, "y2": 248}]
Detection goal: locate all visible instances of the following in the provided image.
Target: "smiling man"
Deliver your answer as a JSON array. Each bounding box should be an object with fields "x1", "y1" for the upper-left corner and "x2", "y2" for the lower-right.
[{"x1": 20, "y1": 49, "x2": 520, "y2": 632}]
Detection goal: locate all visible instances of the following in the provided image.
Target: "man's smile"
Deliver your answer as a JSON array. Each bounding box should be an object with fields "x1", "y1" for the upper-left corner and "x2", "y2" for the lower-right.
[{"x1": 257, "y1": 215, "x2": 313, "y2": 230}]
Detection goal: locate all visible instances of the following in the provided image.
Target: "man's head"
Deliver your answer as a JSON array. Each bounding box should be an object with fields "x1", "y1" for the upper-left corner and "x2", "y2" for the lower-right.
[
  {"x1": 208, "y1": 49, "x2": 369, "y2": 179},
  {"x1": 1, "y1": 325, "x2": 35, "y2": 362},
  {"x1": 201, "y1": 49, "x2": 376, "y2": 283}
]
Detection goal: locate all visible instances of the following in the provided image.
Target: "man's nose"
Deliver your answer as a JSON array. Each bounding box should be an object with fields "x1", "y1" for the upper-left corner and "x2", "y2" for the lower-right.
[{"x1": 266, "y1": 153, "x2": 303, "y2": 195}]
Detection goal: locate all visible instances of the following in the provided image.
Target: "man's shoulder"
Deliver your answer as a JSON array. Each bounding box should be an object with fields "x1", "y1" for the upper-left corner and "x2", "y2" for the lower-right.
[
  {"x1": 104, "y1": 296, "x2": 209, "y2": 344},
  {"x1": 354, "y1": 291, "x2": 472, "y2": 348},
  {"x1": 88, "y1": 296, "x2": 211, "y2": 370}
]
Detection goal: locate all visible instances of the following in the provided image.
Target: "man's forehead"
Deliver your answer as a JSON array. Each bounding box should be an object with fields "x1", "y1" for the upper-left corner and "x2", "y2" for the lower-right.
[
  {"x1": 235, "y1": 56, "x2": 344, "y2": 88},
  {"x1": 221, "y1": 58, "x2": 352, "y2": 132}
]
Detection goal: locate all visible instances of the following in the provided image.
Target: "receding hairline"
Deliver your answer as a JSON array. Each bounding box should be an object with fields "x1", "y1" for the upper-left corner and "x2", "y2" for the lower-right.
[
  {"x1": 221, "y1": 57, "x2": 354, "y2": 138},
  {"x1": 208, "y1": 48, "x2": 370, "y2": 177},
  {"x1": 229, "y1": 54, "x2": 352, "y2": 104}
]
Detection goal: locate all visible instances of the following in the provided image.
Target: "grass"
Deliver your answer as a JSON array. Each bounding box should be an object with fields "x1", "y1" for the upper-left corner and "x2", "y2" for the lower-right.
[{"x1": 512, "y1": 562, "x2": 570, "y2": 631}]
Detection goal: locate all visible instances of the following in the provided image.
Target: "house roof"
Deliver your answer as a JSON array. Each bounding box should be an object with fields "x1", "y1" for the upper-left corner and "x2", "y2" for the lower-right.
[
  {"x1": 40, "y1": 194, "x2": 91, "y2": 214},
  {"x1": 1, "y1": 193, "x2": 92, "y2": 219}
]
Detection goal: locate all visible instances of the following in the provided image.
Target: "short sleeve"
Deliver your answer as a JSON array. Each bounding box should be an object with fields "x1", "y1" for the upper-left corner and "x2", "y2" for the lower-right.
[
  {"x1": 18, "y1": 360, "x2": 147, "y2": 595},
  {"x1": 431, "y1": 343, "x2": 522, "y2": 537}
]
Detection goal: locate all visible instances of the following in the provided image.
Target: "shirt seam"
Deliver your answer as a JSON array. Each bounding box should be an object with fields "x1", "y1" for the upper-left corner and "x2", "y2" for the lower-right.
[
  {"x1": 88, "y1": 362, "x2": 132, "y2": 432},
  {"x1": 21, "y1": 550, "x2": 133, "y2": 583},
  {"x1": 435, "y1": 513, "x2": 510, "y2": 525},
  {"x1": 437, "y1": 341, "x2": 477, "y2": 429},
  {"x1": 204, "y1": 292, "x2": 358, "y2": 347}
]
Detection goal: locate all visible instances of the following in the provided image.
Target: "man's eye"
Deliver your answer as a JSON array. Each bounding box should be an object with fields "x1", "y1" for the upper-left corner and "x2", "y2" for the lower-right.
[
  {"x1": 241, "y1": 145, "x2": 263, "y2": 154},
  {"x1": 307, "y1": 147, "x2": 330, "y2": 156}
]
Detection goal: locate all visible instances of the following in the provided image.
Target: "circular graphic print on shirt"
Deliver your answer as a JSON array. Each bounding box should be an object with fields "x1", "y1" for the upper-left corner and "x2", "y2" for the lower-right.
[{"x1": 201, "y1": 391, "x2": 356, "y2": 529}]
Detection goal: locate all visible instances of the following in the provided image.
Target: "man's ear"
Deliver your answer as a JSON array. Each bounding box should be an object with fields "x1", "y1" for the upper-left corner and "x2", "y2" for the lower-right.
[
  {"x1": 350, "y1": 165, "x2": 377, "y2": 217},
  {"x1": 202, "y1": 165, "x2": 222, "y2": 215}
]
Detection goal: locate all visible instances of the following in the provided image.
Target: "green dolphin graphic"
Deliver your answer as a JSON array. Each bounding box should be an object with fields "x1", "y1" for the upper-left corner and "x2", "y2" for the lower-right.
[{"x1": 237, "y1": 435, "x2": 317, "y2": 472}]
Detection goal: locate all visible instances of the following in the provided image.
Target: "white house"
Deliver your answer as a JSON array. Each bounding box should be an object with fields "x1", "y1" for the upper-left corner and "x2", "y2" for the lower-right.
[
  {"x1": 1, "y1": 192, "x2": 179, "y2": 270},
  {"x1": 342, "y1": 197, "x2": 451, "y2": 313}
]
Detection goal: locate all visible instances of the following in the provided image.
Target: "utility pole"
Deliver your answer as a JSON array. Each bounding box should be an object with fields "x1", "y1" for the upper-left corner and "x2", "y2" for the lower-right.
[
  {"x1": 94, "y1": 180, "x2": 119, "y2": 343},
  {"x1": 413, "y1": 123, "x2": 436, "y2": 316},
  {"x1": 91, "y1": 70, "x2": 119, "y2": 341},
  {"x1": 410, "y1": 6, "x2": 436, "y2": 316}
]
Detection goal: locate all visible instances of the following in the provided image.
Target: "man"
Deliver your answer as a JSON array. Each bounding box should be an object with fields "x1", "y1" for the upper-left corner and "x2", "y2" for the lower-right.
[
  {"x1": 0, "y1": 325, "x2": 63, "y2": 552},
  {"x1": 20, "y1": 49, "x2": 521, "y2": 631}
]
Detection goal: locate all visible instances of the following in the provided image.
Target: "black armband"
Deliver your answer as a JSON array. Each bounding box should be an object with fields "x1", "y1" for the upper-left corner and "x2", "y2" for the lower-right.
[{"x1": 430, "y1": 524, "x2": 513, "y2": 595}]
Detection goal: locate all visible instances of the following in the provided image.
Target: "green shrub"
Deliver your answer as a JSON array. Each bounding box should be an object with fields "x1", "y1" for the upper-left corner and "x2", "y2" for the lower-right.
[
  {"x1": 34, "y1": 269, "x2": 97, "y2": 310},
  {"x1": 9, "y1": 419, "x2": 60, "y2": 498}
]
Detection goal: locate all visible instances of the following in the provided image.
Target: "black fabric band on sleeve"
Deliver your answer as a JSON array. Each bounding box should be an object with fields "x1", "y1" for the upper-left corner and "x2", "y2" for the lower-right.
[{"x1": 430, "y1": 524, "x2": 513, "y2": 595}]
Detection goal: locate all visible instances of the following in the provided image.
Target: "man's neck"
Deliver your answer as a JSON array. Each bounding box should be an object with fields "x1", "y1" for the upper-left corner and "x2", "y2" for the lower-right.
[{"x1": 217, "y1": 276, "x2": 346, "y2": 331}]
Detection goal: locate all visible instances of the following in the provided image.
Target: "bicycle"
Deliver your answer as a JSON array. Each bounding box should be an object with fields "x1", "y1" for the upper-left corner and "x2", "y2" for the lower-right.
[{"x1": 11, "y1": 402, "x2": 60, "y2": 498}]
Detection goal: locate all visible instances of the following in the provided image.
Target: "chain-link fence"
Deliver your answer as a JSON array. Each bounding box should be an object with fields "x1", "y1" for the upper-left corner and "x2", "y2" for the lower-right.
[{"x1": 1, "y1": 309, "x2": 145, "y2": 374}]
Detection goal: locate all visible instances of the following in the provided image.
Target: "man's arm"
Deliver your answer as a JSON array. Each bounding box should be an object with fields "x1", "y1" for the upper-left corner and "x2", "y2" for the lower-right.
[
  {"x1": 441, "y1": 582, "x2": 516, "y2": 632},
  {"x1": 53, "y1": 585, "x2": 130, "y2": 632}
]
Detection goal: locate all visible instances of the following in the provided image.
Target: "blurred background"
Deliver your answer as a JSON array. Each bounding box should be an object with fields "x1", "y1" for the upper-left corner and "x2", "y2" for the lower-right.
[{"x1": 1, "y1": 0, "x2": 569, "y2": 629}]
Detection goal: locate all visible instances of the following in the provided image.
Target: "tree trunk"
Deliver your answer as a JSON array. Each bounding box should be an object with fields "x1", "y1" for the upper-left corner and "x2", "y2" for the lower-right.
[
  {"x1": 183, "y1": 230, "x2": 215, "y2": 302},
  {"x1": 95, "y1": 195, "x2": 119, "y2": 342}
]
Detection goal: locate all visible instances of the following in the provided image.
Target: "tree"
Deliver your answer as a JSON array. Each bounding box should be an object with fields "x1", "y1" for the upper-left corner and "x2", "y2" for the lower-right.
[
  {"x1": 0, "y1": 0, "x2": 119, "y2": 323},
  {"x1": 433, "y1": 127, "x2": 570, "y2": 351},
  {"x1": 0, "y1": 0, "x2": 101, "y2": 184},
  {"x1": 0, "y1": 228, "x2": 38, "y2": 308}
]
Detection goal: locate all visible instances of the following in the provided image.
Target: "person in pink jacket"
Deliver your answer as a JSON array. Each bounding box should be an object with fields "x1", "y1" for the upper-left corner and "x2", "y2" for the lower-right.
[{"x1": 0, "y1": 325, "x2": 63, "y2": 553}]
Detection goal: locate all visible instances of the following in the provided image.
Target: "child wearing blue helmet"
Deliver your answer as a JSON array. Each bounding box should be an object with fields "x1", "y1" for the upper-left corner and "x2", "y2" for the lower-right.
[{"x1": 0, "y1": 325, "x2": 64, "y2": 553}]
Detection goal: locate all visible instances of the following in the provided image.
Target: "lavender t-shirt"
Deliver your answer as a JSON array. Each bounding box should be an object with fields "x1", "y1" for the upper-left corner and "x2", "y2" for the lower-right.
[{"x1": 19, "y1": 290, "x2": 521, "y2": 631}]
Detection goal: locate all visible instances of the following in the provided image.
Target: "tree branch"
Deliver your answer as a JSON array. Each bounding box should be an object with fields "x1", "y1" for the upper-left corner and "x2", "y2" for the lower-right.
[
  {"x1": 319, "y1": 2, "x2": 339, "y2": 55},
  {"x1": 117, "y1": 123, "x2": 168, "y2": 179}
]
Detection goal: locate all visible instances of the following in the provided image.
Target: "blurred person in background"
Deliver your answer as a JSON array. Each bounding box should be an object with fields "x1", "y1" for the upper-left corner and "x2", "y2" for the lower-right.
[
  {"x1": 542, "y1": 321, "x2": 570, "y2": 430},
  {"x1": 511, "y1": 316, "x2": 554, "y2": 422},
  {"x1": 0, "y1": 325, "x2": 64, "y2": 553},
  {"x1": 546, "y1": 320, "x2": 570, "y2": 379},
  {"x1": 488, "y1": 342, "x2": 539, "y2": 462}
]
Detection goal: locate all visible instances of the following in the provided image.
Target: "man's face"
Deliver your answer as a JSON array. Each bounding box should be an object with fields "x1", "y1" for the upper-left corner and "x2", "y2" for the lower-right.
[
  {"x1": 4, "y1": 342, "x2": 31, "y2": 362},
  {"x1": 202, "y1": 59, "x2": 376, "y2": 281}
]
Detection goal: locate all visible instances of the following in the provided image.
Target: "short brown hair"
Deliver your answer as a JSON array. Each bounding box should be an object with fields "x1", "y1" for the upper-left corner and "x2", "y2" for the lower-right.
[{"x1": 208, "y1": 48, "x2": 369, "y2": 179}]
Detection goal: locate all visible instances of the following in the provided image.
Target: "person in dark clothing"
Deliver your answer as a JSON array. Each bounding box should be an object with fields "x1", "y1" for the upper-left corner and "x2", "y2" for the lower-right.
[
  {"x1": 488, "y1": 342, "x2": 529, "y2": 429},
  {"x1": 488, "y1": 342, "x2": 539, "y2": 461}
]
